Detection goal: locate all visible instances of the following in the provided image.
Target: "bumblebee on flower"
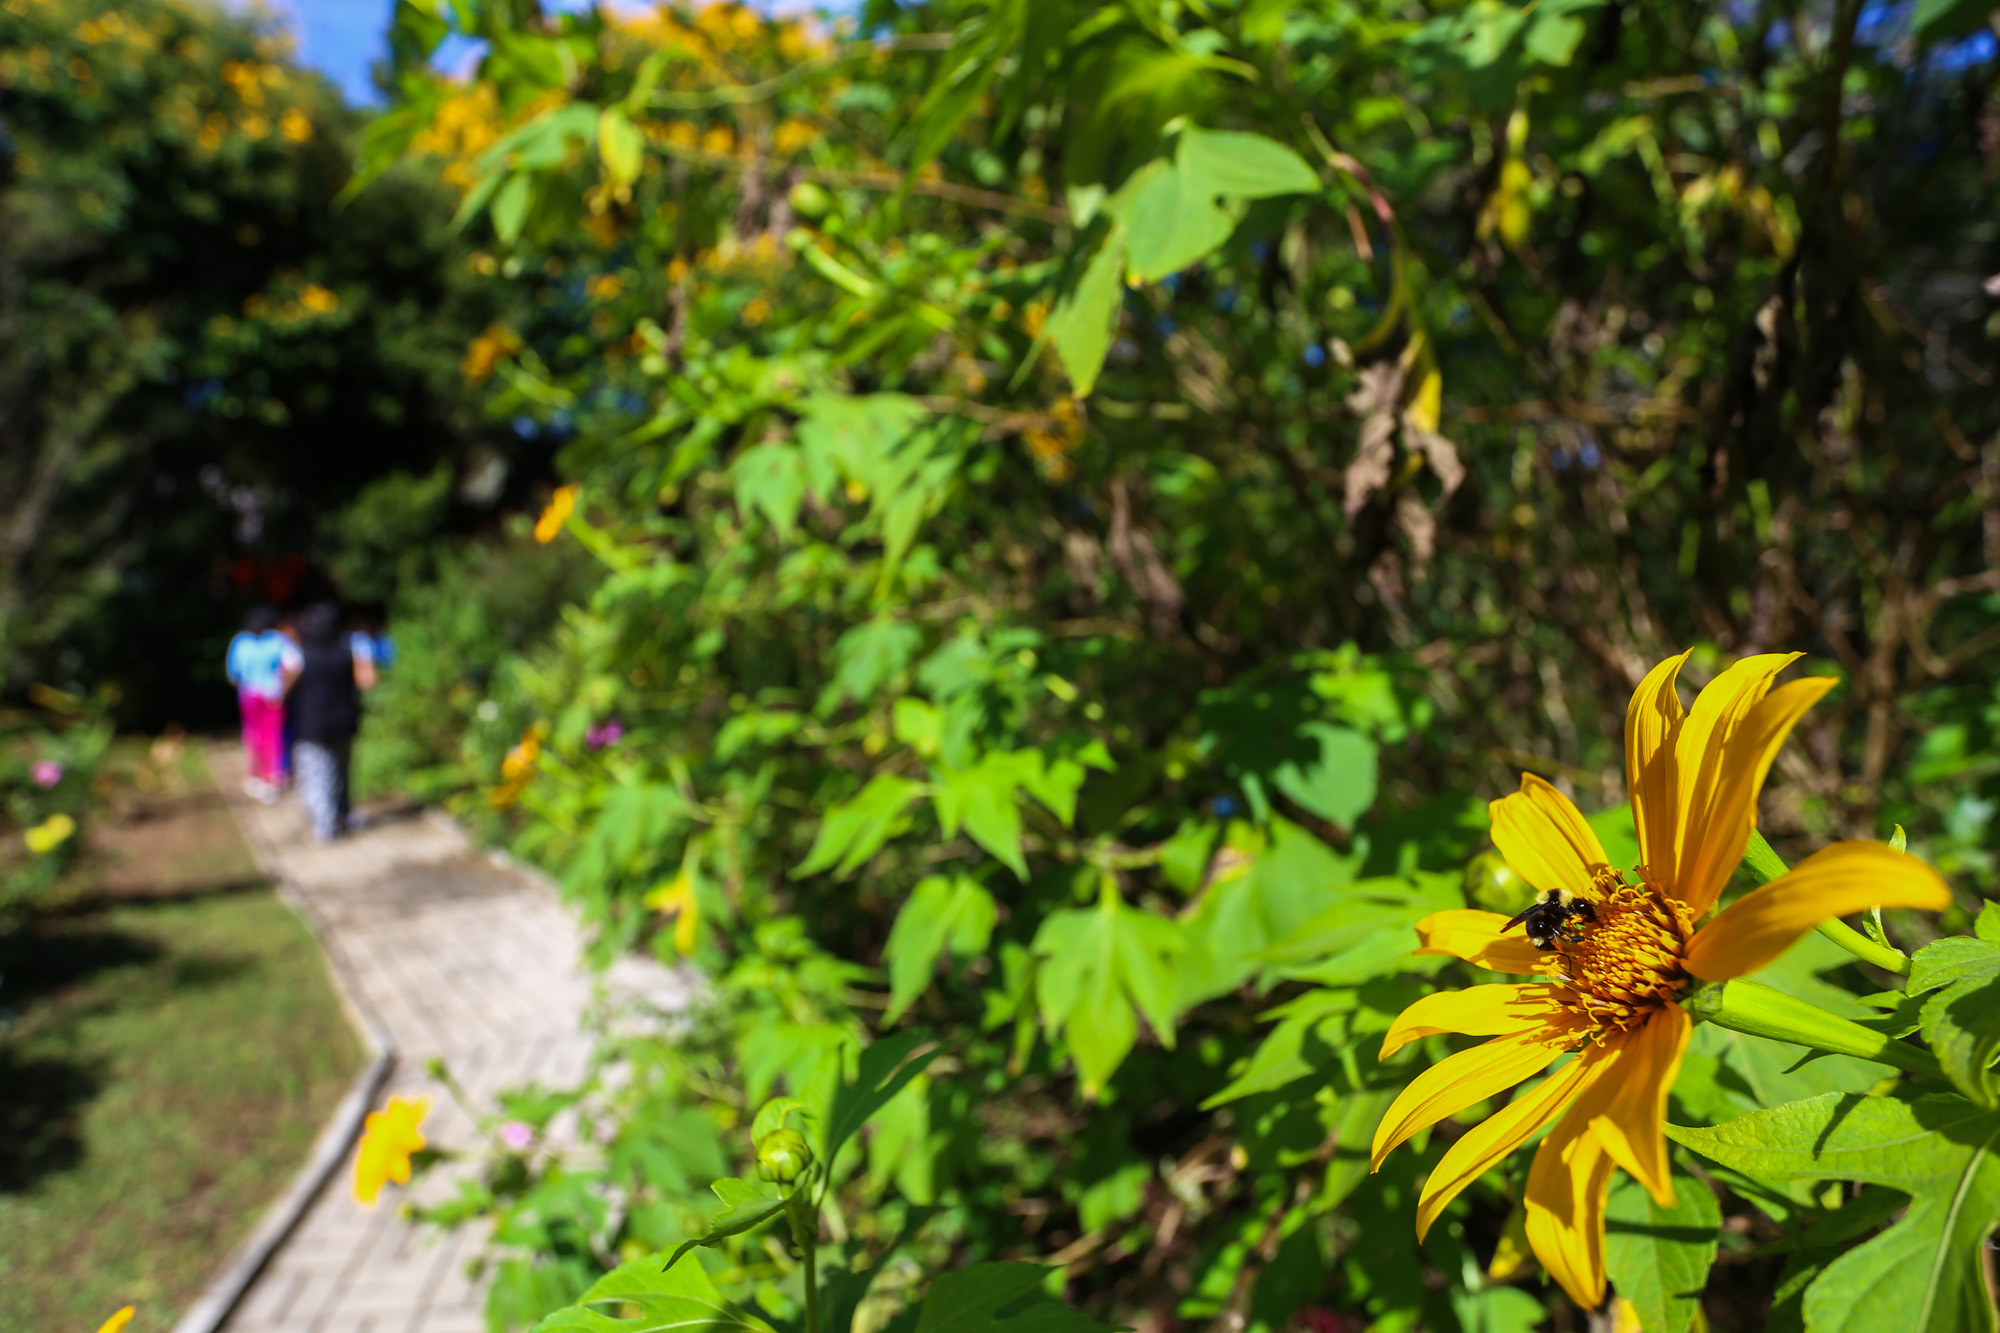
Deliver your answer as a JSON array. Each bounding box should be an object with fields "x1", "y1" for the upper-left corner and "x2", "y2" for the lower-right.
[{"x1": 1370, "y1": 650, "x2": 1951, "y2": 1308}]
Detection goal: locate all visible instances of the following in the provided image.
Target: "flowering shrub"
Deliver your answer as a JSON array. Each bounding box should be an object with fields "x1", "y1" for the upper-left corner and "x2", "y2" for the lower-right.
[{"x1": 354, "y1": 2, "x2": 2000, "y2": 1331}]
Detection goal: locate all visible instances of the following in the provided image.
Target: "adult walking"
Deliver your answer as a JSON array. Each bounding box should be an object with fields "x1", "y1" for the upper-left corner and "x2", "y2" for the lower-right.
[{"x1": 289, "y1": 602, "x2": 377, "y2": 843}]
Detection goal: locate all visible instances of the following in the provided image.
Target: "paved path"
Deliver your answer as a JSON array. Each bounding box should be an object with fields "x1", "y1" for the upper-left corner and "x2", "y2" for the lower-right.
[{"x1": 210, "y1": 748, "x2": 693, "y2": 1333}]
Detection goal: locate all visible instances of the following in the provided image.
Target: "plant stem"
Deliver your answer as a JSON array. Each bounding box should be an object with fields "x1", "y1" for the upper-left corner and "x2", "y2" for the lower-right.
[
  {"x1": 1684, "y1": 978, "x2": 1945, "y2": 1082},
  {"x1": 786, "y1": 1189, "x2": 820, "y2": 1333},
  {"x1": 1742, "y1": 831, "x2": 1911, "y2": 974}
]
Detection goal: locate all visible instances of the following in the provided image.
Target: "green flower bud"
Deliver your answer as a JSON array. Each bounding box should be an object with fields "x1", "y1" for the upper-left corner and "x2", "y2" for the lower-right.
[
  {"x1": 755, "y1": 1127, "x2": 812, "y2": 1184},
  {"x1": 1464, "y1": 850, "x2": 1531, "y2": 916},
  {"x1": 787, "y1": 181, "x2": 831, "y2": 219}
]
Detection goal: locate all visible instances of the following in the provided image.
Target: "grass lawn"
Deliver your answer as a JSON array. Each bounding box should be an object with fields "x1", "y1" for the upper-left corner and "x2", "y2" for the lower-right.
[{"x1": 0, "y1": 742, "x2": 362, "y2": 1333}]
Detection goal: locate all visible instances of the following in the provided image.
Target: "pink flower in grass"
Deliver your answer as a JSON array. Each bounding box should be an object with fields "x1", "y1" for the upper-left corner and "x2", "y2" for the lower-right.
[
  {"x1": 31, "y1": 760, "x2": 62, "y2": 788},
  {"x1": 500, "y1": 1121, "x2": 535, "y2": 1151},
  {"x1": 586, "y1": 718, "x2": 625, "y2": 750}
]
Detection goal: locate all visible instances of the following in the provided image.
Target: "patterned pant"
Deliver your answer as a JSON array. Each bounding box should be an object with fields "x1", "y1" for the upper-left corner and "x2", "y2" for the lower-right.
[{"x1": 294, "y1": 739, "x2": 351, "y2": 841}]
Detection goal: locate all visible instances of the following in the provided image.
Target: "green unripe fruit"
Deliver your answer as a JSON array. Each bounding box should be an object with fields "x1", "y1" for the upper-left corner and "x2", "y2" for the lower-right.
[
  {"x1": 1465, "y1": 849, "x2": 1531, "y2": 916},
  {"x1": 755, "y1": 1127, "x2": 812, "y2": 1184},
  {"x1": 787, "y1": 181, "x2": 831, "y2": 219}
]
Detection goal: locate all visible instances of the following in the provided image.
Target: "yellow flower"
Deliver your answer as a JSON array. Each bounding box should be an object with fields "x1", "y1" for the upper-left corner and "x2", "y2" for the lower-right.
[
  {"x1": 24, "y1": 812, "x2": 75, "y2": 854},
  {"x1": 642, "y1": 867, "x2": 700, "y2": 955},
  {"x1": 352, "y1": 1095, "x2": 430, "y2": 1205},
  {"x1": 1371, "y1": 651, "x2": 1951, "y2": 1308},
  {"x1": 534, "y1": 485, "x2": 578, "y2": 543},
  {"x1": 94, "y1": 1308, "x2": 136, "y2": 1333}
]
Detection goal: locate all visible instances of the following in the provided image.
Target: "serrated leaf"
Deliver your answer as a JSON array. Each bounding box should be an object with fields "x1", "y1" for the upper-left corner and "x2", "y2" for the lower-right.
[
  {"x1": 1909, "y1": 934, "x2": 2000, "y2": 995},
  {"x1": 823, "y1": 1030, "x2": 943, "y2": 1168},
  {"x1": 1176, "y1": 126, "x2": 1321, "y2": 199},
  {"x1": 731, "y1": 442, "x2": 807, "y2": 539},
  {"x1": 1666, "y1": 1093, "x2": 2000, "y2": 1333},
  {"x1": 1921, "y1": 974, "x2": 2000, "y2": 1108},
  {"x1": 660, "y1": 1177, "x2": 792, "y2": 1275},
  {"x1": 885, "y1": 874, "x2": 998, "y2": 1021},
  {"x1": 1045, "y1": 225, "x2": 1126, "y2": 397},
  {"x1": 1269, "y1": 722, "x2": 1376, "y2": 828},
  {"x1": 934, "y1": 753, "x2": 1035, "y2": 880},
  {"x1": 530, "y1": 1247, "x2": 771, "y2": 1332},
  {"x1": 913, "y1": 1262, "x2": 1113, "y2": 1333},
  {"x1": 793, "y1": 774, "x2": 923, "y2": 880},
  {"x1": 1032, "y1": 883, "x2": 1184, "y2": 1095},
  {"x1": 1605, "y1": 1170, "x2": 1721, "y2": 1333},
  {"x1": 819, "y1": 618, "x2": 923, "y2": 714}
]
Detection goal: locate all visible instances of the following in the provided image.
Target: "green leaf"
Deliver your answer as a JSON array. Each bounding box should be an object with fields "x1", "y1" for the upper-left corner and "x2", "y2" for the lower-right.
[
  {"x1": 1909, "y1": 934, "x2": 2000, "y2": 996},
  {"x1": 1667, "y1": 1094, "x2": 2000, "y2": 1333},
  {"x1": 491, "y1": 172, "x2": 533, "y2": 244},
  {"x1": 1033, "y1": 881, "x2": 1184, "y2": 1095},
  {"x1": 597, "y1": 106, "x2": 644, "y2": 187},
  {"x1": 1116, "y1": 161, "x2": 1235, "y2": 283},
  {"x1": 529, "y1": 1247, "x2": 771, "y2": 1331},
  {"x1": 820, "y1": 618, "x2": 923, "y2": 714},
  {"x1": 659, "y1": 1177, "x2": 792, "y2": 1276},
  {"x1": 750, "y1": 1097, "x2": 810, "y2": 1142},
  {"x1": 822, "y1": 1030, "x2": 943, "y2": 1167},
  {"x1": 1913, "y1": 0, "x2": 1997, "y2": 40},
  {"x1": 1269, "y1": 722, "x2": 1376, "y2": 828},
  {"x1": 1176, "y1": 126, "x2": 1320, "y2": 199},
  {"x1": 1921, "y1": 974, "x2": 2000, "y2": 1108},
  {"x1": 1604, "y1": 1170, "x2": 1721, "y2": 1333},
  {"x1": 934, "y1": 753, "x2": 1035, "y2": 880},
  {"x1": 913, "y1": 1262, "x2": 1113, "y2": 1333},
  {"x1": 792, "y1": 774, "x2": 923, "y2": 880},
  {"x1": 885, "y1": 874, "x2": 998, "y2": 1021},
  {"x1": 1044, "y1": 225, "x2": 1126, "y2": 398},
  {"x1": 731, "y1": 442, "x2": 807, "y2": 539}
]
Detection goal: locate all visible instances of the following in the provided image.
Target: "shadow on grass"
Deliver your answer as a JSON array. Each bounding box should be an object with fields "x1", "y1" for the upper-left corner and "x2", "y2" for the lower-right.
[{"x1": 0, "y1": 1049, "x2": 101, "y2": 1192}]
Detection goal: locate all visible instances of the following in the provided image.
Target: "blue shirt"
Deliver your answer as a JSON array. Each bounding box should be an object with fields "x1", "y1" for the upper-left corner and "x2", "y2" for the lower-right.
[{"x1": 227, "y1": 631, "x2": 299, "y2": 699}]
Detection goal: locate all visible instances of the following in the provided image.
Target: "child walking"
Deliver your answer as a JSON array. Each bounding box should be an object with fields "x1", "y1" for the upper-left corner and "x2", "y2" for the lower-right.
[{"x1": 224, "y1": 606, "x2": 299, "y2": 802}]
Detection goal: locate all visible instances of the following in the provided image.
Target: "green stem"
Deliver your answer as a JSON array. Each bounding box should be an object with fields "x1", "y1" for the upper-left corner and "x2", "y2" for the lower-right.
[
  {"x1": 1742, "y1": 830, "x2": 1911, "y2": 974},
  {"x1": 786, "y1": 1190, "x2": 819, "y2": 1333},
  {"x1": 1685, "y1": 978, "x2": 1945, "y2": 1082}
]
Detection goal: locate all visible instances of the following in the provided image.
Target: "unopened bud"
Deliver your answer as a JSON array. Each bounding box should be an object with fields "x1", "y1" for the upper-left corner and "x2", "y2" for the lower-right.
[{"x1": 755, "y1": 1127, "x2": 812, "y2": 1184}]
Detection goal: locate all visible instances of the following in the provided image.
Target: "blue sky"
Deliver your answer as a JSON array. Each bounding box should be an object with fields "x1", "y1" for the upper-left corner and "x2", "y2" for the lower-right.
[{"x1": 236, "y1": 0, "x2": 396, "y2": 105}]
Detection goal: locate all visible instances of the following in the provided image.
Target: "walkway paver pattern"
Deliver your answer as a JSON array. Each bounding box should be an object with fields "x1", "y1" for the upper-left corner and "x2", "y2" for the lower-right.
[{"x1": 212, "y1": 749, "x2": 692, "y2": 1333}]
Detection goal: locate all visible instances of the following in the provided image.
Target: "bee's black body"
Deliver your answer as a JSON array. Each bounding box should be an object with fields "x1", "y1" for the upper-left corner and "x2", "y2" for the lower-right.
[{"x1": 1504, "y1": 889, "x2": 1598, "y2": 950}]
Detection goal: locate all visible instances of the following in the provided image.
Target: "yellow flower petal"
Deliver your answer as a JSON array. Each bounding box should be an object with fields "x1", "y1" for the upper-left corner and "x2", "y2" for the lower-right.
[
  {"x1": 353, "y1": 1094, "x2": 431, "y2": 1205},
  {"x1": 1625, "y1": 650, "x2": 1690, "y2": 887},
  {"x1": 1371, "y1": 1027, "x2": 1577, "y2": 1169},
  {"x1": 1579, "y1": 1005, "x2": 1689, "y2": 1206},
  {"x1": 94, "y1": 1309, "x2": 137, "y2": 1333},
  {"x1": 1489, "y1": 774, "x2": 1610, "y2": 899},
  {"x1": 1525, "y1": 1103, "x2": 1618, "y2": 1309},
  {"x1": 534, "y1": 484, "x2": 578, "y2": 543},
  {"x1": 1668, "y1": 654, "x2": 1805, "y2": 903},
  {"x1": 1415, "y1": 1040, "x2": 1614, "y2": 1240},
  {"x1": 1684, "y1": 840, "x2": 1953, "y2": 980},
  {"x1": 1414, "y1": 909, "x2": 1553, "y2": 975},
  {"x1": 1673, "y1": 673, "x2": 1835, "y2": 914},
  {"x1": 1379, "y1": 983, "x2": 1573, "y2": 1061}
]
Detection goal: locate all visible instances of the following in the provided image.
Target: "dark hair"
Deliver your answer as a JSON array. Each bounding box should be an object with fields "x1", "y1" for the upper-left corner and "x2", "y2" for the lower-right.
[
  {"x1": 297, "y1": 601, "x2": 342, "y2": 645},
  {"x1": 245, "y1": 605, "x2": 279, "y2": 633}
]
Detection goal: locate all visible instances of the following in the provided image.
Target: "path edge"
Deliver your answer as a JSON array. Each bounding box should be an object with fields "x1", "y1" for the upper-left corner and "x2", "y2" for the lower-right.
[{"x1": 172, "y1": 748, "x2": 398, "y2": 1333}]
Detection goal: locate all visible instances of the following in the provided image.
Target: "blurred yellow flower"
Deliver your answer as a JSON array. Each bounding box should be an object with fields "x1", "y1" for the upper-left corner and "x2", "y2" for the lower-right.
[
  {"x1": 742, "y1": 297, "x2": 770, "y2": 326},
  {"x1": 461, "y1": 323, "x2": 522, "y2": 381},
  {"x1": 352, "y1": 1095, "x2": 430, "y2": 1205},
  {"x1": 297, "y1": 283, "x2": 337, "y2": 314},
  {"x1": 701, "y1": 124, "x2": 735, "y2": 157},
  {"x1": 642, "y1": 868, "x2": 701, "y2": 955},
  {"x1": 280, "y1": 106, "x2": 312, "y2": 143},
  {"x1": 24, "y1": 812, "x2": 75, "y2": 854},
  {"x1": 534, "y1": 485, "x2": 578, "y2": 543},
  {"x1": 93, "y1": 1307, "x2": 136, "y2": 1333},
  {"x1": 773, "y1": 119, "x2": 817, "y2": 154},
  {"x1": 587, "y1": 273, "x2": 623, "y2": 301}
]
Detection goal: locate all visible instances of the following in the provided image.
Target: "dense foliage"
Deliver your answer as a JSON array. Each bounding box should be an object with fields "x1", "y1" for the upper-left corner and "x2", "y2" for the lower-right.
[
  {"x1": 0, "y1": 0, "x2": 536, "y2": 726},
  {"x1": 285, "y1": 0, "x2": 2000, "y2": 1330}
]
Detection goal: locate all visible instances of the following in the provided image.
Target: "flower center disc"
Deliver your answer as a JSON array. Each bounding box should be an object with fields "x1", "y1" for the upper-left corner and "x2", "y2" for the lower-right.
[{"x1": 1553, "y1": 873, "x2": 1694, "y2": 1035}]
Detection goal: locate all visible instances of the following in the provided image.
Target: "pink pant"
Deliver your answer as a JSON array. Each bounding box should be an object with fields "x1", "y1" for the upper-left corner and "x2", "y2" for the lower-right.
[{"x1": 239, "y1": 691, "x2": 286, "y2": 784}]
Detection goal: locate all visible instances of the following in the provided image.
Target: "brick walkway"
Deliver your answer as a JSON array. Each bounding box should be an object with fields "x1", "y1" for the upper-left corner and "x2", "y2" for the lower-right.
[{"x1": 210, "y1": 749, "x2": 693, "y2": 1333}]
